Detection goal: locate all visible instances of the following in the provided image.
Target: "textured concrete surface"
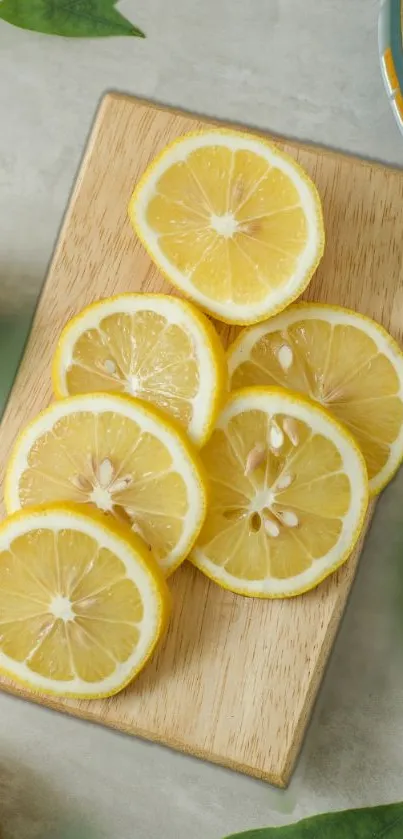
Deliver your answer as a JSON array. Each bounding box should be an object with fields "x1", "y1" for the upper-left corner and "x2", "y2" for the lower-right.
[{"x1": 1, "y1": 1, "x2": 403, "y2": 837}]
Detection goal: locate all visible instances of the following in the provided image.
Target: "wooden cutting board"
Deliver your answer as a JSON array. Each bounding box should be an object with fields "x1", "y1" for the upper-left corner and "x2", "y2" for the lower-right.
[{"x1": 0, "y1": 93, "x2": 402, "y2": 787}]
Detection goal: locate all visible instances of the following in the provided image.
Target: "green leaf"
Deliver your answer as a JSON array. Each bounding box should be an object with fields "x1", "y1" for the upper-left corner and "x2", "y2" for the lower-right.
[
  {"x1": 0, "y1": 0, "x2": 145, "y2": 38},
  {"x1": 224, "y1": 802, "x2": 403, "y2": 838}
]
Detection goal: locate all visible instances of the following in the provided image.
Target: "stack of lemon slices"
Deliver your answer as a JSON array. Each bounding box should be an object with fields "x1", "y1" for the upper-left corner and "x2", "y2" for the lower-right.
[{"x1": 2, "y1": 128, "x2": 403, "y2": 699}]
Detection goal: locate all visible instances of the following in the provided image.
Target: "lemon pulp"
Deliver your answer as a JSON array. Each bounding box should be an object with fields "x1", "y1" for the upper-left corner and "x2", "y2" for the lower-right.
[
  {"x1": 192, "y1": 388, "x2": 368, "y2": 597},
  {"x1": 53, "y1": 294, "x2": 227, "y2": 446},
  {"x1": 130, "y1": 131, "x2": 324, "y2": 323},
  {"x1": 0, "y1": 506, "x2": 169, "y2": 697},
  {"x1": 229, "y1": 304, "x2": 403, "y2": 493}
]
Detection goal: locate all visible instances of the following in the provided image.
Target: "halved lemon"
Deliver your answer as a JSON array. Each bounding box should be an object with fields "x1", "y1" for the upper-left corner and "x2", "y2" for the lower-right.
[
  {"x1": 52, "y1": 293, "x2": 227, "y2": 447},
  {"x1": 228, "y1": 304, "x2": 403, "y2": 494},
  {"x1": 5, "y1": 393, "x2": 207, "y2": 575},
  {"x1": 129, "y1": 130, "x2": 324, "y2": 325},
  {"x1": 0, "y1": 504, "x2": 170, "y2": 698},
  {"x1": 191, "y1": 387, "x2": 368, "y2": 597}
]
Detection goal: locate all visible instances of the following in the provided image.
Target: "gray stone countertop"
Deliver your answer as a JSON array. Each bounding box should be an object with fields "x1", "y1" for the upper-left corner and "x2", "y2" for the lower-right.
[{"x1": 0, "y1": 2, "x2": 403, "y2": 837}]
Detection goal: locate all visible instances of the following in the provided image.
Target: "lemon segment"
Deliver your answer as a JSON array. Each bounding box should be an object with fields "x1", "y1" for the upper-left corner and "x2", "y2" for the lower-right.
[
  {"x1": 52, "y1": 293, "x2": 227, "y2": 447},
  {"x1": 129, "y1": 130, "x2": 324, "y2": 325},
  {"x1": 228, "y1": 304, "x2": 403, "y2": 493},
  {"x1": 5, "y1": 393, "x2": 207, "y2": 575},
  {"x1": 191, "y1": 387, "x2": 368, "y2": 597},
  {"x1": 0, "y1": 504, "x2": 170, "y2": 698}
]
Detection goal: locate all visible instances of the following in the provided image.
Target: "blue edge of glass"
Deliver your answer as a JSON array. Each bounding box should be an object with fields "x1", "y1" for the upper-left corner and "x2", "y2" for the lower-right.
[
  {"x1": 378, "y1": 0, "x2": 403, "y2": 134},
  {"x1": 390, "y1": 0, "x2": 403, "y2": 84}
]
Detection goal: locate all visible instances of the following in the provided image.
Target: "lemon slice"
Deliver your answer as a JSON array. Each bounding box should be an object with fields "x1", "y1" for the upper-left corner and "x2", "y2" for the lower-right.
[
  {"x1": 228, "y1": 304, "x2": 403, "y2": 494},
  {"x1": 52, "y1": 293, "x2": 227, "y2": 447},
  {"x1": 0, "y1": 504, "x2": 170, "y2": 698},
  {"x1": 191, "y1": 387, "x2": 368, "y2": 597},
  {"x1": 129, "y1": 130, "x2": 324, "y2": 325},
  {"x1": 5, "y1": 393, "x2": 207, "y2": 575}
]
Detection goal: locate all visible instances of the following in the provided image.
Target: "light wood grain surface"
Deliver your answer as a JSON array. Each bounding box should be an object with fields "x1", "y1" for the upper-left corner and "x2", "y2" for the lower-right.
[{"x1": 0, "y1": 93, "x2": 401, "y2": 787}]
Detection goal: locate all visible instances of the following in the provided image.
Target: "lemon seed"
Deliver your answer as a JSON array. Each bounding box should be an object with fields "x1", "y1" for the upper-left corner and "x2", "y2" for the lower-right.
[{"x1": 244, "y1": 443, "x2": 266, "y2": 476}]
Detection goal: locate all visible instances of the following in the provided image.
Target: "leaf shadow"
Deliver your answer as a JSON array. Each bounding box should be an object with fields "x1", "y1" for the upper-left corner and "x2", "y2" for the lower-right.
[
  {"x1": 0, "y1": 757, "x2": 100, "y2": 839},
  {"x1": 0, "y1": 262, "x2": 39, "y2": 420},
  {"x1": 0, "y1": 259, "x2": 42, "y2": 315}
]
